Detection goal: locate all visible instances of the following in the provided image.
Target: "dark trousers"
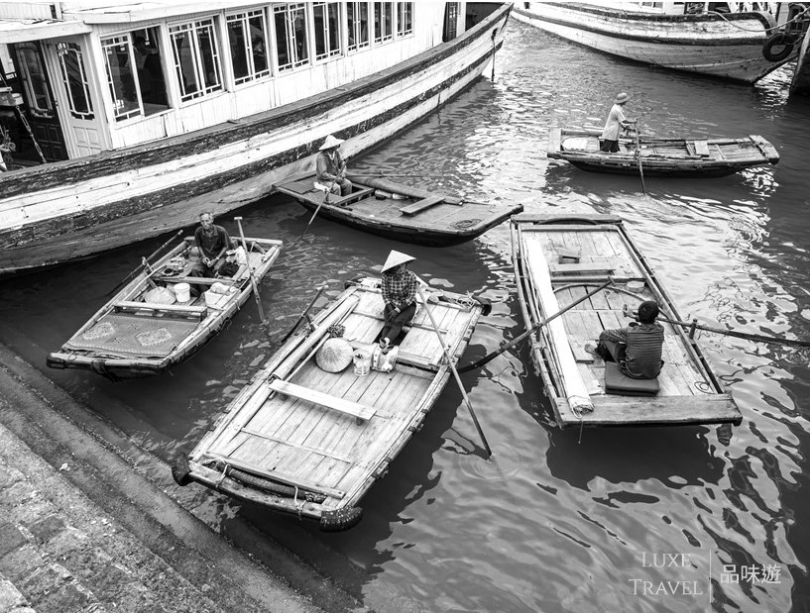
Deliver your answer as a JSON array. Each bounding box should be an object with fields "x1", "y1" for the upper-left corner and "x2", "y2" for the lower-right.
[
  {"x1": 600, "y1": 139, "x2": 620, "y2": 153},
  {"x1": 380, "y1": 303, "x2": 416, "y2": 344},
  {"x1": 597, "y1": 340, "x2": 625, "y2": 363}
]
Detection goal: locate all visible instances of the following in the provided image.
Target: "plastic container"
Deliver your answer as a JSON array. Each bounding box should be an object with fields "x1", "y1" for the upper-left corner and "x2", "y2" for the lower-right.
[
  {"x1": 353, "y1": 348, "x2": 371, "y2": 376},
  {"x1": 173, "y1": 282, "x2": 191, "y2": 302}
]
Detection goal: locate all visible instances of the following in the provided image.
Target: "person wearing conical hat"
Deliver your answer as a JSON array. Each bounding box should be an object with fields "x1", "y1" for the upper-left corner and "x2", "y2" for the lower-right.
[
  {"x1": 599, "y1": 92, "x2": 636, "y2": 153},
  {"x1": 315, "y1": 134, "x2": 353, "y2": 197},
  {"x1": 379, "y1": 250, "x2": 419, "y2": 350}
]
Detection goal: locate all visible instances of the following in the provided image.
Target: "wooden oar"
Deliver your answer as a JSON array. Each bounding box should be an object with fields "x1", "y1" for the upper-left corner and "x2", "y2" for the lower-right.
[
  {"x1": 279, "y1": 285, "x2": 327, "y2": 344},
  {"x1": 300, "y1": 178, "x2": 337, "y2": 238},
  {"x1": 417, "y1": 287, "x2": 492, "y2": 458},
  {"x1": 107, "y1": 229, "x2": 183, "y2": 296},
  {"x1": 621, "y1": 305, "x2": 810, "y2": 348},
  {"x1": 234, "y1": 216, "x2": 265, "y2": 324},
  {"x1": 632, "y1": 125, "x2": 647, "y2": 194},
  {"x1": 459, "y1": 279, "x2": 613, "y2": 373}
]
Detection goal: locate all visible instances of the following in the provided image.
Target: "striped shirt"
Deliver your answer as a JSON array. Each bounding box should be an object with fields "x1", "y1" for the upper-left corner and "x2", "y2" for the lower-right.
[
  {"x1": 601, "y1": 322, "x2": 664, "y2": 379},
  {"x1": 382, "y1": 270, "x2": 418, "y2": 310}
]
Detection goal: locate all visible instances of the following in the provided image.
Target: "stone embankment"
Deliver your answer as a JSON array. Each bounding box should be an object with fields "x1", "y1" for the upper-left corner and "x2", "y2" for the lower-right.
[{"x1": 0, "y1": 342, "x2": 367, "y2": 613}]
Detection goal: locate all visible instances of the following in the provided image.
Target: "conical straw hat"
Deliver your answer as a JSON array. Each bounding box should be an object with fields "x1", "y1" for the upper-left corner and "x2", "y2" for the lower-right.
[
  {"x1": 316, "y1": 337, "x2": 354, "y2": 373},
  {"x1": 381, "y1": 250, "x2": 415, "y2": 273},
  {"x1": 319, "y1": 134, "x2": 344, "y2": 150}
]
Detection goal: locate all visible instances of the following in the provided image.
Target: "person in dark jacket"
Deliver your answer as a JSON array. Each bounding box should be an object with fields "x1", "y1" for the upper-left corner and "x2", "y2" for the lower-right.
[{"x1": 596, "y1": 300, "x2": 664, "y2": 379}]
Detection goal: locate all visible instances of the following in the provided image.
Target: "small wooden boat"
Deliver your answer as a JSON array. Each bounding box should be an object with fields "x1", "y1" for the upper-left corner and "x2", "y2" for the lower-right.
[
  {"x1": 47, "y1": 235, "x2": 282, "y2": 380},
  {"x1": 547, "y1": 128, "x2": 779, "y2": 178},
  {"x1": 174, "y1": 277, "x2": 485, "y2": 530},
  {"x1": 275, "y1": 174, "x2": 523, "y2": 246},
  {"x1": 511, "y1": 213, "x2": 742, "y2": 428}
]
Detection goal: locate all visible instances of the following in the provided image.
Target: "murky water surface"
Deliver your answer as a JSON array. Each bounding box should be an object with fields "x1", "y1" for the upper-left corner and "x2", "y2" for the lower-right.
[{"x1": 2, "y1": 19, "x2": 810, "y2": 613}]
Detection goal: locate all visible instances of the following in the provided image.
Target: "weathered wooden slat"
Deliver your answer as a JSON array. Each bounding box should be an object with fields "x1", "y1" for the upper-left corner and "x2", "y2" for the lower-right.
[
  {"x1": 555, "y1": 394, "x2": 740, "y2": 427},
  {"x1": 551, "y1": 263, "x2": 615, "y2": 276},
  {"x1": 113, "y1": 300, "x2": 208, "y2": 316},
  {"x1": 204, "y1": 452, "x2": 346, "y2": 499},
  {"x1": 398, "y1": 195, "x2": 445, "y2": 216},
  {"x1": 268, "y1": 379, "x2": 377, "y2": 422},
  {"x1": 693, "y1": 140, "x2": 711, "y2": 156}
]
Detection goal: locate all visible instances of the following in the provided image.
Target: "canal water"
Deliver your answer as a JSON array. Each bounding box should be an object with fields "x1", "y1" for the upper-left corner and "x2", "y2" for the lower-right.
[{"x1": 2, "y1": 18, "x2": 809, "y2": 613}]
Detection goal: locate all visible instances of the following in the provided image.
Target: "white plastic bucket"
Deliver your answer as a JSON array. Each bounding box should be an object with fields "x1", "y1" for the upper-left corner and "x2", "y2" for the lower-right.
[{"x1": 174, "y1": 282, "x2": 191, "y2": 303}]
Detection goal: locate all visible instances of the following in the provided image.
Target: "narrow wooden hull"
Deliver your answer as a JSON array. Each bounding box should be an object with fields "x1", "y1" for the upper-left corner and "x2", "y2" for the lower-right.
[
  {"x1": 513, "y1": 3, "x2": 792, "y2": 84},
  {"x1": 511, "y1": 213, "x2": 742, "y2": 428},
  {"x1": 547, "y1": 128, "x2": 779, "y2": 178},
  {"x1": 46, "y1": 236, "x2": 282, "y2": 380},
  {"x1": 276, "y1": 173, "x2": 523, "y2": 246},
  {"x1": 0, "y1": 5, "x2": 512, "y2": 277},
  {"x1": 178, "y1": 277, "x2": 484, "y2": 530}
]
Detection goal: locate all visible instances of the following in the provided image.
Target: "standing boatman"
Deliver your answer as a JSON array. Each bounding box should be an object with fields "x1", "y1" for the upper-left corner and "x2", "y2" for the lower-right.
[{"x1": 600, "y1": 92, "x2": 636, "y2": 153}]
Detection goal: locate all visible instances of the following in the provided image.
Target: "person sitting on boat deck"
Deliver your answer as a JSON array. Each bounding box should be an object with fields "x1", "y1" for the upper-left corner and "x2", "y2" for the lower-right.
[
  {"x1": 315, "y1": 134, "x2": 352, "y2": 197},
  {"x1": 379, "y1": 250, "x2": 419, "y2": 351},
  {"x1": 190, "y1": 213, "x2": 231, "y2": 293},
  {"x1": 600, "y1": 92, "x2": 637, "y2": 153},
  {"x1": 216, "y1": 239, "x2": 247, "y2": 278},
  {"x1": 595, "y1": 300, "x2": 664, "y2": 379}
]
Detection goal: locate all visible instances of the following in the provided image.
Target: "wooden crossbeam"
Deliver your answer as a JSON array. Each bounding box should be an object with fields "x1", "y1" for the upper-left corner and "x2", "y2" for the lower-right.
[
  {"x1": 268, "y1": 379, "x2": 376, "y2": 422},
  {"x1": 399, "y1": 195, "x2": 444, "y2": 216}
]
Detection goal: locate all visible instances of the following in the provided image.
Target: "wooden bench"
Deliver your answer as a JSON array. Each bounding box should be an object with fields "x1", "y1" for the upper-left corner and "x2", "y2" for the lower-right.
[
  {"x1": 550, "y1": 263, "x2": 615, "y2": 277},
  {"x1": 113, "y1": 300, "x2": 208, "y2": 318},
  {"x1": 399, "y1": 195, "x2": 444, "y2": 216},
  {"x1": 691, "y1": 140, "x2": 710, "y2": 156},
  {"x1": 268, "y1": 379, "x2": 376, "y2": 423}
]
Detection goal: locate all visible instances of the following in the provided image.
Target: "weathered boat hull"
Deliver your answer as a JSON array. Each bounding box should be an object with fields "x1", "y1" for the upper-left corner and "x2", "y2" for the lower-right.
[
  {"x1": 511, "y1": 213, "x2": 742, "y2": 428},
  {"x1": 46, "y1": 235, "x2": 282, "y2": 380},
  {"x1": 513, "y1": 3, "x2": 793, "y2": 84},
  {"x1": 547, "y1": 128, "x2": 779, "y2": 178},
  {"x1": 177, "y1": 277, "x2": 484, "y2": 529},
  {"x1": 276, "y1": 173, "x2": 523, "y2": 246},
  {"x1": 0, "y1": 5, "x2": 512, "y2": 277}
]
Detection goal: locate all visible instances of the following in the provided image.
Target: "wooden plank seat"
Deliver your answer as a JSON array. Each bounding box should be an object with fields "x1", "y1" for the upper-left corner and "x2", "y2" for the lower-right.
[
  {"x1": 550, "y1": 263, "x2": 615, "y2": 277},
  {"x1": 329, "y1": 187, "x2": 375, "y2": 206},
  {"x1": 113, "y1": 300, "x2": 208, "y2": 318},
  {"x1": 693, "y1": 140, "x2": 710, "y2": 156},
  {"x1": 268, "y1": 378, "x2": 377, "y2": 422},
  {"x1": 204, "y1": 452, "x2": 346, "y2": 499},
  {"x1": 399, "y1": 195, "x2": 444, "y2": 216}
]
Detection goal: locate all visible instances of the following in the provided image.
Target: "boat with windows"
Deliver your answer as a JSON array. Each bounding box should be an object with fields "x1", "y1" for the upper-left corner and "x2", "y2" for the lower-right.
[
  {"x1": 512, "y1": 2, "x2": 810, "y2": 84},
  {"x1": 0, "y1": 2, "x2": 511, "y2": 276}
]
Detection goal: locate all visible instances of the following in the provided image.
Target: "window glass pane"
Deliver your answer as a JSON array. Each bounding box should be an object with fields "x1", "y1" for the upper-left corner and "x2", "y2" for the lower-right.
[
  {"x1": 228, "y1": 18, "x2": 250, "y2": 81},
  {"x1": 274, "y1": 4, "x2": 309, "y2": 71},
  {"x1": 17, "y1": 43, "x2": 52, "y2": 114},
  {"x1": 101, "y1": 35, "x2": 140, "y2": 121},
  {"x1": 58, "y1": 42, "x2": 94, "y2": 119},
  {"x1": 170, "y1": 18, "x2": 222, "y2": 102},
  {"x1": 348, "y1": 3, "x2": 369, "y2": 51},
  {"x1": 248, "y1": 14, "x2": 269, "y2": 74}
]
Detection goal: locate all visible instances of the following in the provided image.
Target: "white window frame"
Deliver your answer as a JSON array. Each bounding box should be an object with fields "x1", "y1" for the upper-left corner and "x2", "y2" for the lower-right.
[
  {"x1": 273, "y1": 3, "x2": 310, "y2": 72},
  {"x1": 100, "y1": 34, "x2": 143, "y2": 122},
  {"x1": 226, "y1": 8, "x2": 272, "y2": 86},
  {"x1": 396, "y1": 2, "x2": 413, "y2": 37},
  {"x1": 313, "y1": 2, "x2": 343, "y2": 61},
  {"x1": 169, "y1": 17, "x2": 223, "y2": 103},
  {"x1": 374, "y1": 2, "x2": 394, "y2": 44},
  {"x1": 347, "y1": 2, "x2": 371, "y2": 52}
]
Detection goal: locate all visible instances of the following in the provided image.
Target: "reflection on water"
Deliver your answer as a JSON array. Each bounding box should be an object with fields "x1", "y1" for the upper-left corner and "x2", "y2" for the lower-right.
[{"x1": 1, "y1": 18, "x2": 810, "y2": 613}]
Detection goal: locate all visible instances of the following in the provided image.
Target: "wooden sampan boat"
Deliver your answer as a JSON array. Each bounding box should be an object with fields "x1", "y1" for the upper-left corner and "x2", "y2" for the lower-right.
[
  {"x1": 275, "y1": 173, "x2": 523, "y2": 246},
  {"x1": 47, "y1": 235, "x2": 282, "y2": 380},
  {"x1": 511, "y1": 213, "x2": 742, "y2": 428},
  {"x1": 547, "y1": 127, "x2": 779, "y2": 178},
  {"x1": 174, "y1": 277, "x2": 486, "y2": 530}
]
